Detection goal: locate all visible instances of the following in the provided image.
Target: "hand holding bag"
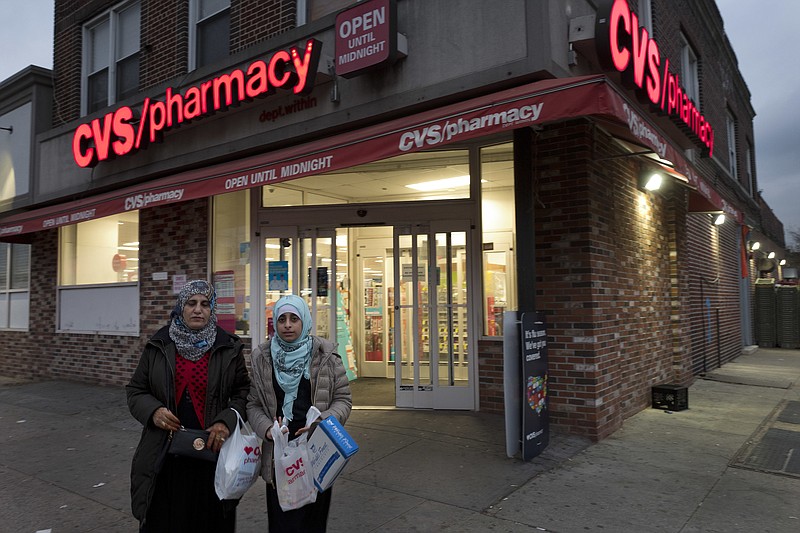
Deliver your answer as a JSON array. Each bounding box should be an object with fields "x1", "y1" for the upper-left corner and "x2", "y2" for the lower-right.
[
  {"x1": 215, "y1": 408, "x2": 262, "y2": 500},
  {"x1": 169, "y1": 427, "x2": 218, "y2": 462},
  {"x1": 271, "y1": 406, "x2": 321, "y2": 511}
]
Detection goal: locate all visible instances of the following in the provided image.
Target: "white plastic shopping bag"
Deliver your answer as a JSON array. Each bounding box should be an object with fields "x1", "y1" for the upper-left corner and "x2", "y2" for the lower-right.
[
  {"x1": 271, "y1": 406, "x2": 321, "y2": 511},
  {"x1": 214, "y1": 408, "x2": 262, "y2": 500}
]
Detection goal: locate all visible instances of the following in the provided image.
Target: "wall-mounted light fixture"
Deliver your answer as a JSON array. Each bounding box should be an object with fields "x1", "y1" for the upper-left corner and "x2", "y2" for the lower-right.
[
  {"x1": 639, "y1": 171, "x2": 663, "y2": 192},
  {"x1": 638, "y1": 163, "x2": 689, "y2": 193},
  {"x1": 768, "y1": 251, "x2": 776, "y2": 259},
  {"x1": 749, "y1": 241, "x2": 761, "y2": 252},
  {"x1": 712, "y1": 213, "x2": 725, "y2": 225},
  {"x1": 780, "y1": 259, "x2": 787, "y2": 266}
]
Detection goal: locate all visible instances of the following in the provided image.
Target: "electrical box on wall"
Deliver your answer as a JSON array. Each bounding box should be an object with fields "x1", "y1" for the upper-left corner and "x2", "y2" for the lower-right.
[{"x1": 568, "y1": 15, "x2": 596, "y2": 43}]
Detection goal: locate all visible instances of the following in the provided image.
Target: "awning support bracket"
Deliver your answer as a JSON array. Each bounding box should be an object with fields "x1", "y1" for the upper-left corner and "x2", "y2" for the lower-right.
[{"x1": 594, "y1": 149, "x2": 657, "y2": 161}]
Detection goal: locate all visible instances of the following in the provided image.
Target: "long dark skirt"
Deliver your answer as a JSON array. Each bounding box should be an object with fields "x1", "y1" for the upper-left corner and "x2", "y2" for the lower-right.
[
  {"x1": 141, "y1": 455, "x2": 235, "y2": 533},
  {"x1": 266, "y1": 483, "x2": 333, "y2": 532}
]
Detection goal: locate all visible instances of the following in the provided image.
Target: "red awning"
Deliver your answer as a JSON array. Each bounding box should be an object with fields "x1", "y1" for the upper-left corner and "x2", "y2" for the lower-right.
[{"x1": 0, "y1": 74, "x2": 740, "y2": 238}]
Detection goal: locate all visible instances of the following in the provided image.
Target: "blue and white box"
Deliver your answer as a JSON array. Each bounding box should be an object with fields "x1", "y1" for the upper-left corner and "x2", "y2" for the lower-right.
[{"x1": 307, "y1": 416, "x2": 359, "y2": 492}]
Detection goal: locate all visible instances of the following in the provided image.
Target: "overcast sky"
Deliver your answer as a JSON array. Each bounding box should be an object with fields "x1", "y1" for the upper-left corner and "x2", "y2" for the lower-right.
[{"x1": 1, "y1": 0, "x2": 799, "y2": 242}]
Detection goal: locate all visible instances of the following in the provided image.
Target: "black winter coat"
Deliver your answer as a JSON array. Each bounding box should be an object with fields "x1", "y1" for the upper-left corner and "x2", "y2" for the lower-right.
[{"x1": 126, "y1": 325, "x2": 250, "y2": 522}]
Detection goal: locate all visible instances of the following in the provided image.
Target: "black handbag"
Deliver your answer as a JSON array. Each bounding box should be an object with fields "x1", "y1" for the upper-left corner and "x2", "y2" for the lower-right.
[{"x1": 168, "y1": 427, "x2": 218, "y2": 462}]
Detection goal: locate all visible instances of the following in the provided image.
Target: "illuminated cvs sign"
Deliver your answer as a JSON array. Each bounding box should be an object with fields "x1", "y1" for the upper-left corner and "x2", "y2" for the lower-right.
[
  {"x1": 595, "y1": 0, "x2": 714, "y2": 157},
  {"x1": 72, "y1": 39, "x2": 322, "y2": 168}
]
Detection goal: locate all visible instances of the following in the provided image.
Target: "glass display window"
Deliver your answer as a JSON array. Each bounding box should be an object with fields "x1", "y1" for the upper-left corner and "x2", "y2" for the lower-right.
[{"x1": 212, "y1": 189, "x2": 251, "y2": 336}]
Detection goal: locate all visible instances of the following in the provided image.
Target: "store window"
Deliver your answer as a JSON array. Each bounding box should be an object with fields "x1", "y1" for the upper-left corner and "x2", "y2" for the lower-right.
[
  {"x1": 57, "y1": 212, "x2": 139, "y2": 334},
  {"x1": 480, "y1": 142, "x2": 516, "y2": 337},
  {"x1": 212, "y1": 190, "x2": 251, "y2": 336},
  {"x1": 727, "y1": 109, "x2": 738, "y2": 178},
  {"x1": 0, "y1": 243, "x2": 30, "y2": 330},
  {"x1": 680, "y1": 32, "x2": 700, "y2": 105},
  {"x1": 59, "y1": 213, "x2": 139, "y2": 285},
  {"x1": 262, "y1": 150, "x2": 471, "y2": 207},
  {"x1": 189, "y1": 0, "x2": 230, "y2": 70},
  {"x1": 0, "y1": 103, "x2": 32, "y2": 202},
  {"x1": 297, "y1": 0, "x2": 353, "y2": 25},
  {"x1": 83, "y1": 0, "x2": 141, "y2": 114}
]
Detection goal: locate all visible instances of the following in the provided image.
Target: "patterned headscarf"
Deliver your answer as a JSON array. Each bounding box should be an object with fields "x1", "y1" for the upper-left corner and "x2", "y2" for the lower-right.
[
  {"x1": 270, "y1": 294, "x2": 313, "y2": 422},
  {"x1": 169, "y1": 280, "x2": 217, "y2": 362}
]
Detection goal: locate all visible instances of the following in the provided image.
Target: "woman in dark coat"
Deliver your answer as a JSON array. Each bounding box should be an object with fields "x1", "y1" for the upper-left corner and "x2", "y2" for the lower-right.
[{"x1": 127, "y1": 280, "x2": 250, "y2": 532}]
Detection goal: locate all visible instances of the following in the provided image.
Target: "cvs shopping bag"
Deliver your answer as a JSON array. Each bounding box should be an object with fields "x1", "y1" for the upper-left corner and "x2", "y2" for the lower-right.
[
  {"x1": 214, "y1": 408, "x2": 262, "y2": 500},
  {"x1": 271, "y1": 406, "x2": 321, "y2": 511}
]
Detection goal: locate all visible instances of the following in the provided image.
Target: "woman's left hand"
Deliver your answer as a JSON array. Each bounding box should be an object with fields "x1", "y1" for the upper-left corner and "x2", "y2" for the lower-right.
[{"x1": 206, "y1": 422, "x2": 230, "y2": 453}]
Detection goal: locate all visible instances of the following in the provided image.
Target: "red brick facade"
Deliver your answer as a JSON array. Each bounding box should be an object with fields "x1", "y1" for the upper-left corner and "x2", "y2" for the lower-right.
[
  {"x1": 476, "y1": 120, "x2": 692, "y2": 440},
  {"x1": 3, "y1": 0, "x2": 770, "y2": 443},
  {"x1": 0, "y1": 198, "x2": 251, "y2": 384},
  {"x1": 52, "y1": 0, "x2": 297, "y2": 126}
]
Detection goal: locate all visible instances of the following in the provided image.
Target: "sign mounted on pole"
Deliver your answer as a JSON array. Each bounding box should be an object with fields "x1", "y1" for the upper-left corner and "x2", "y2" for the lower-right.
[{"x1": 335, "y1": 0, "x2": 404, "y2": 78}]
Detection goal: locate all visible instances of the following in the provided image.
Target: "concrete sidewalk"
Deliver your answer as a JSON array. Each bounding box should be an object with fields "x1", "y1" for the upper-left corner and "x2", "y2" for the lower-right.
[{"x1": 1, "y1": 348, "x2": 799, "y2": 532}]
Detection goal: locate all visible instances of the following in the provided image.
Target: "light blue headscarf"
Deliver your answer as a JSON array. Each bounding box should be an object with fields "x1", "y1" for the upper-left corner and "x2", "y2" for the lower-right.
[{"x1": 270, "y1": 295, "x2": 313, "y2": 422}]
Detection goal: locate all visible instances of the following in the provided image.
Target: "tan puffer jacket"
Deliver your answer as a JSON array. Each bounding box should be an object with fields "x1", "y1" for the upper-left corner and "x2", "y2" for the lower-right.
[{"x1": 246, "y1": 335, "x2": 352, "y2": 485}]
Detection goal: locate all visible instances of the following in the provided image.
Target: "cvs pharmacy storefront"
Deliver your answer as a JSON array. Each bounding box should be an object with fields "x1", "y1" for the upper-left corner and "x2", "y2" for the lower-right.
[{"x1": 0, "y1": 68, "x2": 725, "y2": 439}]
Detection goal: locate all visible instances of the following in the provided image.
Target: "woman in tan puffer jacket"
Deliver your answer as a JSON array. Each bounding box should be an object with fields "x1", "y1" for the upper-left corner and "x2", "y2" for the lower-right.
[{"x1": 247, "y1": 294, "x2": 352, "y2": 532}]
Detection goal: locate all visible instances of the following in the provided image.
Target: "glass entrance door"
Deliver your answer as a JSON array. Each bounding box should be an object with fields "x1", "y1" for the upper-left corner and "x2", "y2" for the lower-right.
[
  {"x1": 261, "y1": 226, "x2": 335, "y2": 342},
  {"x1": 259, "y1": 221, "x2": 473, "y2": 409},
  {"x1": 357, "y1": 243, "x2": 391, "y2": 378},
  {"x1": 393, "y1": 221, "x2": 473, "y2": 409}
]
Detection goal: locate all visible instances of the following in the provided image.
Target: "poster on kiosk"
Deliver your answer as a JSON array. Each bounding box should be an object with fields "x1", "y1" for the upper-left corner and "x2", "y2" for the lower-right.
[{"x1": 521, "y1": 312, "x2": 549, "y2": 461}]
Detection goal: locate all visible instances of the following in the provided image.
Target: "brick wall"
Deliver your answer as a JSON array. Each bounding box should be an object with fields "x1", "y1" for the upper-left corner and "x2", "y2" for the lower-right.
[
  {"x1": 232, "y1": 0, "x2": 297, "y2": 54},
  {"x1": 140, "y1": 0, "x2": 188, "y2": 90},
  {"x1": 530, "y1": 120, "x2": 678, "y2": 440},
  {"x1": 0, "y1": 198, "x2": 251, "y2": 386},
  {"x1": 0, "y1": 230, "x2": 58, "y2": 380},
  {"x1": 52, "y1": 0, "x2": 298, "y2": 126},
  {"x1": 667, "y1": 188, "x2": 694, "y2": 386},
  {"x1": 475, "y1": 120, "x2": 688, "y2": 439},
  {"x1": 686, "y1": 214, "x2": 744, "y2": 374},
  {"x1": 651, "y1": 0, "x2": 756, "y2": 194},
  {"x1": 52, "y1": 0, "x2": 110, "y2": 124},
  {"x1": 478, "y1": 339, "x2": 504, "y2": 412}
]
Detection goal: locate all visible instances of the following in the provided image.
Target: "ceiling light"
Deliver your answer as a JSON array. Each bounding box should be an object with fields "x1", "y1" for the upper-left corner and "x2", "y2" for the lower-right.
[
  {"x1": 750, "y1": 241, "x2": 761, "y2": 251},
  {"x1": 406, "y1": 176, "x2": 471, "y2": 191},
  {"x1": 780, "y1": 259, "x2": 787, "y2": 266},
  {"x1": 713, "y1": 213, "x2": 725, "y2": 225},
  {"x1": 768, "y1": 251, "x2": 776, "y2": 259}
]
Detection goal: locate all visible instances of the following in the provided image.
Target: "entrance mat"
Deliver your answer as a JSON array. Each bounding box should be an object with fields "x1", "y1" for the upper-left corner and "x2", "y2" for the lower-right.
[{"x1": 731, "y1": 400, "x2": 800, "y2": 478}]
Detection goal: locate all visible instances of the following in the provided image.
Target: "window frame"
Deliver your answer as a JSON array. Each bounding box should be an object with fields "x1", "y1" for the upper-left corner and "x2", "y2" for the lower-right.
[
  {"x1": 58, "y1": 213, "x2": 140, "y2": 287},
  {"x1": 0, "y1": 243, "x2": 31, "y2": 331},
  {"x1": 57, "y1": 213, "x2": 140, "y2": 335},
  {"x1": 81, "y1": 0, "x2": 141, "y2": 115},
  {"x1": 745, "y1": 142, "x2": 755, "y2": 196},
  {"x1": 680, "y1": 32, "x2": 700, "y2": 106},
  {"x1": 188, "y1": 0, "x2": 231, "y2": 71},
  {"x1": 297, "y1": 0, "x2": 353, "y2": 26},
  {"x1": 637, "y1": 0, "x2": 653, "y2": 36},
  {"x1": 212, "y1": 189, "x2": 252, "y2": 337},
  {"x1": 727, "y1": 109, "x2": 738, "y2": 179}
]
